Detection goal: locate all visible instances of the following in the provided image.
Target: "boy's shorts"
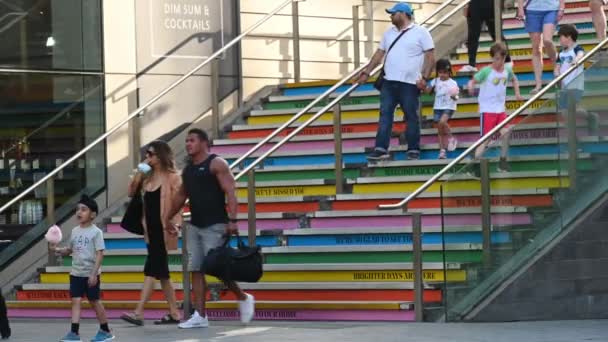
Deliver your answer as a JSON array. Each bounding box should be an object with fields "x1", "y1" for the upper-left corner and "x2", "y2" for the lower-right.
[
  {"x1": 525, "y1": 10, "x2": 558, "y2": 33},
  {"x1": 433, "y1": 109, "x2": 455, "y2": 123},
  {"x1": 69, "y1": 275, "x2": 101, "y2": 300},
  {"x1": 558, "y1": 89, "x2": 584, "y2": 110},
  {"x1": 186, "y1": 223, "x2": 226, "y2": 272},
  {"x1": 481, "y1": 112, "x2": 508, "y2": 136}
]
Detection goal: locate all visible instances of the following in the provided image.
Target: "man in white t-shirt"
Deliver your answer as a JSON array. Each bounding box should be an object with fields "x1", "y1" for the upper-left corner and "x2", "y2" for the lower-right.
[{"x1": 357, "y1": 2, "x2": 435, "y2": 161}]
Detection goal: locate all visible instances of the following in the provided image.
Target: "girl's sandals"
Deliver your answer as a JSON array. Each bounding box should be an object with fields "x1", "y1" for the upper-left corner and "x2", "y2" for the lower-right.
[
  {"x1": 153, "y1": 313, "x2": 181, "y2": 325},
  {"x1": 120, "y1": 312, "x2": 144, "y2": 326}
]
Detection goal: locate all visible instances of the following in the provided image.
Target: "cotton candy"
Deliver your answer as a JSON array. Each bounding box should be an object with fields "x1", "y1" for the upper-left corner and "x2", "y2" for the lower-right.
[{"x1": 45, "y1": 225, "x2": 62, "y2": 244}]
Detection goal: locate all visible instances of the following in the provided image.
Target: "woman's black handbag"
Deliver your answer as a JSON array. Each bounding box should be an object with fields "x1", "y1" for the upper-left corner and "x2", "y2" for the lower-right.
[
  {"x1": 120, "y1": 189, "x2": 144, "y2": 235},
  {"x1": 202, "y1": 233, "x2": 263, "y2": 283}
]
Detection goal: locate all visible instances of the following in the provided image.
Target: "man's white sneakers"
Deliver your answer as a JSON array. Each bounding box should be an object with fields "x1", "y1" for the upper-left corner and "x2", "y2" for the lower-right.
[
  {"x1": 239, "y1": 293, "x2": 255, "y2": 323},
  {"x1": 178, "y1": 311, "x2": 209, "y2": 329}
]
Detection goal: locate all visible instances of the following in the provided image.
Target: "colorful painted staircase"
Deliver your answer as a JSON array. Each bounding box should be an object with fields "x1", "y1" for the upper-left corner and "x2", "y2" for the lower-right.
[{"x1": 8, "y1": 0, "x2": 608, "y2": 322}]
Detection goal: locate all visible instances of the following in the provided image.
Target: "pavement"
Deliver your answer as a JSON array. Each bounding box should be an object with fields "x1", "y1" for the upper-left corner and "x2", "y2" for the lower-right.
[{"x1": 4, "y1": 318, "x2": 608, "y2": 342}]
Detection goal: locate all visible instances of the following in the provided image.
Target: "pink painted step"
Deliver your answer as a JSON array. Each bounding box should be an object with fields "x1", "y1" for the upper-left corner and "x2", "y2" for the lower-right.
[
  {"x1": 9, "y1": 308, "x2": 414, "y2": 322},
  {"x1": 107, "y1": 213, "x2": 531, "y2": 234}
]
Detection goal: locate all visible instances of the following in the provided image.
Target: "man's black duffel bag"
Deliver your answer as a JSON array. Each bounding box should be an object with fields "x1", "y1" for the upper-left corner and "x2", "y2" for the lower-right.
[{"x1": 201, "y1": 233, "x2": 263, "y2": 283}]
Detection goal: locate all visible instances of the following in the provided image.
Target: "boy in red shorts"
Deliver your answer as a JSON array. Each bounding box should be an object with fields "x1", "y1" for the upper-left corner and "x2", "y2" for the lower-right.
[{"x1": 468, "y1": 42, "x2": 523, "y2": 172}]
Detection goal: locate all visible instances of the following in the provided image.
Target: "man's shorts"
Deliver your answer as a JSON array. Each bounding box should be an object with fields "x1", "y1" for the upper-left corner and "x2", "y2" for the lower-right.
[
  {"x1": 558, "y1": 89, "x2": 584, "y2": 110},
  {"x1": 433, "y1": 109, "x2": 455, "y2": 123},
  {"x1": 525, "y1": 10, "x2": 558, "y2": 33},
  {"x1": 69, "y1": 275, "x2": 101, "y2": 300},
  {"x1": 481, "y1": 112, "x2": 508, "y2": 136},
  {"x1": 186, "y1": 223, "x2": 226, "y2": 272}
]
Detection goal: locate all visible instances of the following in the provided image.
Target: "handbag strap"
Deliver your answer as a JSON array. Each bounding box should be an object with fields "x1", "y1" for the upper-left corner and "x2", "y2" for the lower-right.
[{"x1": 383, "y1": 25, "x2": 413, "y2": 62}]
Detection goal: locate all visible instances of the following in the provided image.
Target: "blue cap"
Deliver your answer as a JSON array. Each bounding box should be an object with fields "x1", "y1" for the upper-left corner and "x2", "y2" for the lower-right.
[{"x1": 386, "y1": 2, "x2": 414, "y2": 16}]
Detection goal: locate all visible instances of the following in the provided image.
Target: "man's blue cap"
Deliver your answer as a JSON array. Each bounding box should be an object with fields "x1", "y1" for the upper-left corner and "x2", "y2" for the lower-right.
[{"x1": 386, "y1": 2, "x2": 414, "y2": 16}]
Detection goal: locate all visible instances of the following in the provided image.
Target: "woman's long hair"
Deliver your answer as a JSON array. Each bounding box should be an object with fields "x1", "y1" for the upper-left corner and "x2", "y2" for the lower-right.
[{"x1": 147, "y1": 140, "x2": 176, "y2": 173}]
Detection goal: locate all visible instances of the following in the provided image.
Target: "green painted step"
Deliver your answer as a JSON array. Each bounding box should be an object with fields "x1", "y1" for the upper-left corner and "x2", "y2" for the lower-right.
[
  {"x1": 264, "y1": 85, "x2": 553, "y2": 110},
  {"x1": 478, "y1": 33, "x2": 597, "y2": 49},
  {"x1": 253, "y1": 168, "x2": 361, "y2": 182},
  {"x1": 62, "y1": 250, "x2": 482, "y2": 266}
]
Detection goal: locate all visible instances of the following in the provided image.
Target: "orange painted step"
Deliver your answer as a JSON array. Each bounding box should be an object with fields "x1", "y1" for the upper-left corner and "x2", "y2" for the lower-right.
[
  {"x1": 229, "y1": 114, "x2": 560, "y2": 140},
  {"x1": 17, "y1": 289, "x2": 442, "y2": 303},
  {"x1": 332, "y1": 195, "x2": 553, "y2": 211}
]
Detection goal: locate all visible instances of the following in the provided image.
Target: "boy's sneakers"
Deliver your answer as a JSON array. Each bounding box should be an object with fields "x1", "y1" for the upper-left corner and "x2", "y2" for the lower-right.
[
  {"x1": 239, "y1": 293, "x2": 255, "y2": 323},
  {"x1": 178, "y1": 310, "x2": 209, "y2": 329},
  {"x1": 466, "y1": 163, "x2": 481, "y2": 179},
  {"x1": 447, "y1": 137, "x2": 458, "y2": 152},
  {"x1": 407, "y1": 150, "x2": 420, "y2": 160},
  {"x1": 497, "y1": 157, "x2": 511, "y2": 172},
  {"x1": 459, "y1": 65, "x2": 478, "y2": 73},
  {"x1": 60, "y1": 332, "x2": 81, "y2": 342},
  {"x1": 90, "y1": 330, "x2": 114, "y2": 342},
  {"x1": 438, "y1": 149, "x2": 447, "y2": 159},
  {"x1": 366, "y1": 150, "x2": 390, "y2": 161}
]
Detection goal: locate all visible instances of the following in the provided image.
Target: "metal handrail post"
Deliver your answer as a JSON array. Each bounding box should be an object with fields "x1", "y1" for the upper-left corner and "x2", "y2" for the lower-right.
[
  {"x1": 480, "y1": 159, "x2": 492, "y2": 267},
  {"x1": 46, "y1": 177, "x2": 56, "y2": 266},
  {"x1": 292, "y1": 0, "x2": 301, "y2": 83},
  {"x1": 379, "y1": 37, "x2": 608, "y2": 211},
  {"x1": 412, "y1": 212, "x2": 424, "y2": 322},
  {"x1": 352, "y1": 5, "x2": 361, "y2": 68},
  {"x1": 247, "y1": 170, "x2": 257, "y2": 246},
  {"x1": 211, "y1": 58, "x2": 221, "y2": 138},
  {"x1": 333, "y1": 103, "x2": 344, "y2": 194},
  {"x1": 0, "y1": 0, "x2": 299, "y2": 216},
  {"x1": 567, "y1": 90, "x2": 578, "y2": 189}
]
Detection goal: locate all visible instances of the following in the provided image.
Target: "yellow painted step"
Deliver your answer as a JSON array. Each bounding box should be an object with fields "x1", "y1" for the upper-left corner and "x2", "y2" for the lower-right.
[
  {"x1": 40, "y1": 270, "x2": 465, "y2": 284},
  {"x1": 353, "y1": 177, "x2": 569, "y2": 194},
  {"x1": 7, "y1": 300, "x2": 406, "y2": 310},
  {"x1": 237, "y1": 185, "x2": 336, "y2": 198},
  {"x1": 455, "y1": 43, "x2": 598, "y2": 60},
  {"x1": 247, "y1": 100, "x2": 555, "y2": 126}
]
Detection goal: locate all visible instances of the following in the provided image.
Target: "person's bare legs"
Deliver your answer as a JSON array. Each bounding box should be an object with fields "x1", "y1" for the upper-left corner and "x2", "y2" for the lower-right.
[
  {"x1": 191, "y1": 272, "x2": 205, "y2": 314},
  {"x1": 438, "y1": 115, "x2": 451, "y2": 150},
  {"x1": 499, "y1": 127, "x2": 512, "y2": 158},
  {"x1": 133, "y1": 276, "x2": 155, "y2": 318},
  {"x1": 160, "y1": 278, "x2": 181, "y2": 320},
  {"x1": 223, "y1": 280, "x2": 247, "y2": 301},
  {"x1": 90, "y1": 300, "x2": 109, "y2": 326},
  {"x1": 530, "y1": 32, "x2": 544, "y2": 92},
  {"x1": 71, "y1": 298, "x2": 82, "y2": 325},
  {"x1": 542, "y1": 23, "x2": 557, "y2": 63},
  {"x1": 590, "y1": 0, "x2": 607, "y2": 41},
  {"x1": 475, "y1": 140, "x2": 490, "y2": 159}
]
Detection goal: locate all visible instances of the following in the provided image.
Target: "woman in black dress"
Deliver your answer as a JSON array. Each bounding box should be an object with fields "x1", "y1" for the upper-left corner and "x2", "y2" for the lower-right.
[{"x1": 121, "y1": 140, "x2": 183, "y2": 326}]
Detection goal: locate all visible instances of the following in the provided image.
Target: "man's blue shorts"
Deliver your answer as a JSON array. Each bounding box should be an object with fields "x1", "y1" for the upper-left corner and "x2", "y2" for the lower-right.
[{"x1": 525, "y1": 10, "x2": 558, "y2": 33}]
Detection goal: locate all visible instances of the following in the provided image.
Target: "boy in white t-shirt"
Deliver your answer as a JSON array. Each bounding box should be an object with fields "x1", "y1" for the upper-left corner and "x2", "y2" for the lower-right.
[
  {"x1": 51, "y1": 195, "x2": 114, "y2": 342},
  {"x1": 468, "y1": 42, "x2": 523, "y2": 172},
  {"x1": 554, "y1": 24, "x2": 599, "y2": 134},
  {"x1": 425, "y1": 59, "x2": 459, "y2": 159}
]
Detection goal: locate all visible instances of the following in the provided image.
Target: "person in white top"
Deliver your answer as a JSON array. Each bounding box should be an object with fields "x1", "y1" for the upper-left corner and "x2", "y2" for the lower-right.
[
  {"x1": 467, "y1": 42, "x2": 523, "y2": 173},
  {"x1": 357, "y1": 2, "x2": 435, "y2": 161},
  {"x1": 425, "y1": 59, "x2": 459, "y2": 159}
]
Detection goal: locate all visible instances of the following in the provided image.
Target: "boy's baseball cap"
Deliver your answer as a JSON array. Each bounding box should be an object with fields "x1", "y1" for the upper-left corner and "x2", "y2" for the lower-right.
[
  {"x1": 386, "y1": 2, "x2": 414, "y2": 16},
  {"x1": 78, "y1": 194, "x2": 98, "y2": 214}
]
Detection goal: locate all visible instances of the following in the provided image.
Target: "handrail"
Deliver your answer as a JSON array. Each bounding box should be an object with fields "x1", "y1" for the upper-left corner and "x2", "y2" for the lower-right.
[
  {"x1": 230, "y1": 0, "x2": 465, "y2": 177},
  {"x1": 0, "y1": 0, "x2": 301, "y2": 216},
  {"x1": 379, "y1": 37, "x2": 608, "y2": 210}
]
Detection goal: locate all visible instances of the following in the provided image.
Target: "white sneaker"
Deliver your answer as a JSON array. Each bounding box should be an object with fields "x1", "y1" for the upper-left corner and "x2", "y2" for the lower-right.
[
  {"x1": 238, "y1": 293, "x2": 255, "y2": 323},
  {"x1": 178, "y1": 311, "x2": 209, "y2": 329},
  {"x1": 459, "y1": 65, "x2": 478, "y2": 73},
  {"x1": 447, "y1": 137, "x2": 458, "y2": 152}
]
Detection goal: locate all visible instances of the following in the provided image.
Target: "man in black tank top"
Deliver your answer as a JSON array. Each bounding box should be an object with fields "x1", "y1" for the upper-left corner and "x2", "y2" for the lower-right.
[{"x1": 164, "y1": 129, "x2": 255, "y2": 328}]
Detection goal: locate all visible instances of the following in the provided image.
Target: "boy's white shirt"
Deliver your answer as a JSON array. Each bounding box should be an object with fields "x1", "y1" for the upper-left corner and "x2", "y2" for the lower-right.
[{"x1": 474, "y1": 65, "x2": 515, "y2": 113}]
